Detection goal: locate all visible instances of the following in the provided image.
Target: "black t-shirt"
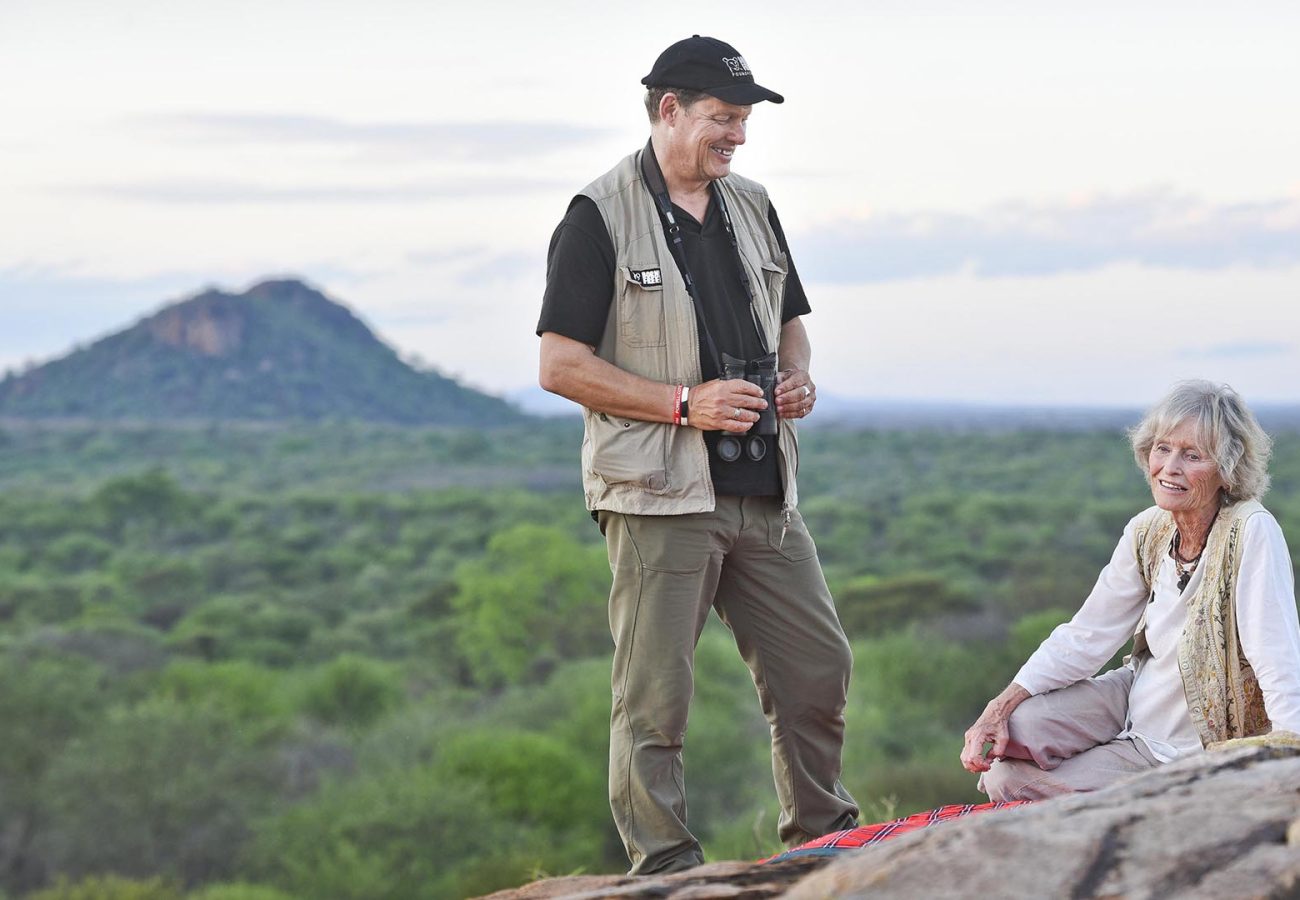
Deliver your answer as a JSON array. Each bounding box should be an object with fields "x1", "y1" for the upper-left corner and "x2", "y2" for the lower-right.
[{"x1": 538, "y1": 189, "x2": 811, "y2": 497}]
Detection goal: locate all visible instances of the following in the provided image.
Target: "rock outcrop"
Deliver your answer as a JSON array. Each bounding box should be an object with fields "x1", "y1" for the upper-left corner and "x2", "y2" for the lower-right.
[{"x1": 483, "y1": 744, "x2": 1300, "y2": 899}]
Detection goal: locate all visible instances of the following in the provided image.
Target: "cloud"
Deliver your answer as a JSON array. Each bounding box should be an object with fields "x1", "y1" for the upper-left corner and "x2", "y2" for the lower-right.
[
  {"x1": 455, "y1": 252, "x2": 540, "y2": 286},
  {"x1": 0, "y1": 267, "x2": 208, "y2": 368},
  {"x1": 131, "y1": 113, "x2": 611, "y2": 162},
  {"x1": 0, "y1": 265, "x2": 200, "y2": 315},
  {"x1": 63, "y1": 176, "x2": 566, "y2": 205},
  {"x1": 400, "y1": 247, "x2": 541, "y2": 286},
  {"x1": 794, "y1": 189, "x2": 1300, "y2": 283},
  {"x1": 1177, "y1": 341, "x2": 1294, "y2": 360},
  {"x1": 406, "y1": 248, "x2": 482, "y2": 266},
  {"x1": 0, "y1": 266, "x2": 373, "y2": 368}
]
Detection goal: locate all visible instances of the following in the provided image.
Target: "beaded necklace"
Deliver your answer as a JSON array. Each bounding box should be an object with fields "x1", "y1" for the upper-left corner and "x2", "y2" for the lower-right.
[{"x1": 1171, "y1": 530, "x2": 1204, "y2": 592}]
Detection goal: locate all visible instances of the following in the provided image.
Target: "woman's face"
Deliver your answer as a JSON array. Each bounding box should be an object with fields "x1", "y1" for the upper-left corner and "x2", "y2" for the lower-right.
[{"x1": 1147, "y1": 419, "x2": 1226, "y2": 516}]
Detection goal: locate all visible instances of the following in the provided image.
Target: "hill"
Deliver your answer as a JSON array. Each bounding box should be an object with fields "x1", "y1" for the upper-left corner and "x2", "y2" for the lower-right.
[{"x1": 0, "y1": 278, "x2": 526, "y2": 425}]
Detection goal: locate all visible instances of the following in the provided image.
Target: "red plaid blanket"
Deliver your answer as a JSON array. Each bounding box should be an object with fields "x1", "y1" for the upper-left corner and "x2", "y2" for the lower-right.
[{"x1": 764, "y1": 801, "x2": 1032, "y2": 862}]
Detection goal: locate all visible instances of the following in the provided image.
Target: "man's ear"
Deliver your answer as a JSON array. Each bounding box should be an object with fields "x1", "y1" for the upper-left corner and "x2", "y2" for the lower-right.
[{"x1": 658, "y1": 92, "x2": 679, "y2": 125}]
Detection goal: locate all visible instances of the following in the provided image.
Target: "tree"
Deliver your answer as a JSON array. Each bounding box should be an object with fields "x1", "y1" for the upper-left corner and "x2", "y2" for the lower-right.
[
  {"x1": 91, "y1": 469, "x2": 194, "y2": 538},
  {"x1": 37, "y1": 700, "x2": 282, "y2": 886},
  {"x1": 449, "y1": 524, "x2": 610, "y2": 687},
  {"x1": 834, "y1": 572, "x2": 977, "y2": 637},
  {"x1": 0, "y1": 654, "x2": 109, "y2": 896},
  {"x1": 252, "y1": 768, "x2": 535, "y2": 899},
  {"x1": 434, "y1": 729, "x2": 606, "y2": 847}
]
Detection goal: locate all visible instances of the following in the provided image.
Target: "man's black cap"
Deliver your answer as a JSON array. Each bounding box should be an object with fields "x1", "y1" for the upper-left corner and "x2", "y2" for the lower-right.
[{"x1": 641, "y1": 35, "x2": 784, "y2": 105}]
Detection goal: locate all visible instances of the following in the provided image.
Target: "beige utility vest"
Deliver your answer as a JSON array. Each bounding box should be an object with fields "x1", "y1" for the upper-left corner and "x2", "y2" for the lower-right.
[
  {"x1": 1132, "y1": 499, "x2": 1271, "y2": 745},
  {"x1": 578, "y1": 149, "x2": 799, "y2": 515}
]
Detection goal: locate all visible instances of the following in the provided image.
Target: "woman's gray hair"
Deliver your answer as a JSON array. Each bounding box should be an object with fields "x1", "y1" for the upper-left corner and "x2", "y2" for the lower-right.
[{"x1": 1129, "y1": 380, "x2": 1273, "y2": 503}]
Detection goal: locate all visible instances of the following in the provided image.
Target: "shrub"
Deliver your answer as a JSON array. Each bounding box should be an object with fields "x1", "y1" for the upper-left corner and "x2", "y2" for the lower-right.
[
  {"x1": 298, "y1": 654, "x2": 403, "y2": 728},
  {"x1": 26, "y1": 874, "x2": 181, "y2": 900}
]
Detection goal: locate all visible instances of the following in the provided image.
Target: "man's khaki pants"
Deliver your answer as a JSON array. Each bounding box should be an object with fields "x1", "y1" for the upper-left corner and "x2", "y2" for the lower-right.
[{"x1": 600, "y1": 495, "x2": 859, "y2": 875}]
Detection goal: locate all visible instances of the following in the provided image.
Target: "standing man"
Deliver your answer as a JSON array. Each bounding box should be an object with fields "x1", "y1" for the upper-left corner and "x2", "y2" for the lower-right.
[{"x1": 537, "y1": 35, "x2": 859, "y2": 875}]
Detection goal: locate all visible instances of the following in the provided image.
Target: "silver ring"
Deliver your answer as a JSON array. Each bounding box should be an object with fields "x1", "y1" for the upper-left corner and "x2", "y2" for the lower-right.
[
  {"x1": 802, "y1": 385, "x2": 811, "y2": 398},
  {"x1": 732, "y1": 407, "x2": 740, "y2": 419}
]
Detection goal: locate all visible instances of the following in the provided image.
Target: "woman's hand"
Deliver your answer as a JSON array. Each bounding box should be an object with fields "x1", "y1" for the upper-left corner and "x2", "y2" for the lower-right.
[{"x1": 961, "y1": 683, "x2": 1031, "y2": 773}]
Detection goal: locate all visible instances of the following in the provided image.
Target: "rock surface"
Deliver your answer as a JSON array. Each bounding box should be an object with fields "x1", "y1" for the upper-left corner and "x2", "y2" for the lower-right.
[{"x1": 483, "y1": 745, "x2": 1300, "y2": 899}]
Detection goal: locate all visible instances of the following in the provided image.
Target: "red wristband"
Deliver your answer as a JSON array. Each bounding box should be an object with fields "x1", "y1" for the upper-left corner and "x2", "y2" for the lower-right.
[{"x1": 672, "y1": 384, "x2": 683, "y2": 425}]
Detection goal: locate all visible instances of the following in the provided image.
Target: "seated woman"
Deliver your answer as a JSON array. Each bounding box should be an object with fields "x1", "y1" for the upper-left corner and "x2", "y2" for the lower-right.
[{"x1": 961, "y1": 380, "x2": 1300, "y2": 800}]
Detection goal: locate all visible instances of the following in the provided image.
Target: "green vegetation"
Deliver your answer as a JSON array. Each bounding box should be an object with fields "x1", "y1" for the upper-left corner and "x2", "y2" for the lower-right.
[{"x1": 0, "y1": 421, "x2": 1296, "y2": 898}]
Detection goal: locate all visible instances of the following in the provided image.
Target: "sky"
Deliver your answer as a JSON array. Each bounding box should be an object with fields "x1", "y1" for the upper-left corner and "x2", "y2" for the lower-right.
[{"x1": 2, "y1": 0, "x2": 1298, "y2": 408}]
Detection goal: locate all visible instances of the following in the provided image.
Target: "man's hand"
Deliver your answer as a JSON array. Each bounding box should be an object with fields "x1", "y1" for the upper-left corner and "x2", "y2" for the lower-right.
[
  {"x1": 775, "y1": 317, "x2": 815, "y2": 420},
  {"x1": 689, "y1": 378, "x2": 767, "y2": 432},
  {"x1": 775, "y1": 369, "x2": 815, "y2": 419}
]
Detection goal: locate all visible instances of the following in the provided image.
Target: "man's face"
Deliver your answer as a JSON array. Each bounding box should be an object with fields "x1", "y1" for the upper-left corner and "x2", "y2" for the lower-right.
[{"x1": 668, "y1": 95, "x2": 751, "y2": 183}]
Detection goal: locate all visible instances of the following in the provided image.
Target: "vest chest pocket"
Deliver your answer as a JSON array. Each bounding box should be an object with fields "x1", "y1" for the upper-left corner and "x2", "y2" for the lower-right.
[
  {"x1": 759, "y1": 255, "x2": 787, "y2": 312},
  {"x1": 617, "y1": 266, "x2": 668, "y2": 348}
]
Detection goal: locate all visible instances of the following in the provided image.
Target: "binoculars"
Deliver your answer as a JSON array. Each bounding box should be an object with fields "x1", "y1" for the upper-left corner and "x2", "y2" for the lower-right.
[{"x1": 716, "y1": 351, "x2": 778, "y2": 463}]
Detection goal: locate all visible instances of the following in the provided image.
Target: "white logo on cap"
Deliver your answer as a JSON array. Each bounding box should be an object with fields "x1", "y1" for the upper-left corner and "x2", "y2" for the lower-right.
[{"x1": 722, "y1": 56, "x2": 751, "y2": 78}]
